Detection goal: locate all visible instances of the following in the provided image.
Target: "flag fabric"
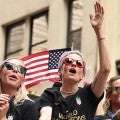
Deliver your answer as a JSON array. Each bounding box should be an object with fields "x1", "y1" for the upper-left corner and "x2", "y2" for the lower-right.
[{"x1": 21, "y1": 48, "x2": 71, "y2": 89}]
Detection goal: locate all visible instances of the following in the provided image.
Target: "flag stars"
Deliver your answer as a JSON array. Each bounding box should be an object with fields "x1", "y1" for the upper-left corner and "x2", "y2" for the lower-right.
[{"x1": 48, "y1": 49, "x2": 70, "y2": 70}]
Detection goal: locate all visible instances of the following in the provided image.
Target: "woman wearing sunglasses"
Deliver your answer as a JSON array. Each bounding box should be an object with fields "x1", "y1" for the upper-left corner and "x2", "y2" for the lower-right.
[
  {"x1": 37, "y1": 2, "x2": 111, "y2": 120},
  {"x1": 0, "y1": 58, "x2": 39, "y2": 120},
  {"x1": 95, "y1": 76, "x2": 120, "y2": 120}
]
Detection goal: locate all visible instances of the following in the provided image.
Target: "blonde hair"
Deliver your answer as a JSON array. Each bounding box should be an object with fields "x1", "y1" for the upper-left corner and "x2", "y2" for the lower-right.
[
  {"x1": 103, "y1": 76, "x2": 120, "y2": 116},
  {"x1": 0, "y1": 57, "x2": 33, "y2": 106}
]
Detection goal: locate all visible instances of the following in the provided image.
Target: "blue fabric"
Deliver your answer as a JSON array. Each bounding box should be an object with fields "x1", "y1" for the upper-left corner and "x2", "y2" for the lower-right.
[
  {"x1": 94, "y1": 111, "x2": 115, "y2": 120},
  {"x1": 109, "y1": 111, "x2": 114, "y2": 119}
]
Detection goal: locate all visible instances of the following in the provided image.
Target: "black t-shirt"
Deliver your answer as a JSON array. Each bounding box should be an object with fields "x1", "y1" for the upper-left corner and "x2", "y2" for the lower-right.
[
  {"x1": 7, "y1": 99, "x2": 39, "y2": 120},
  {"x1": 36, "y1": 84, "x2": 103, "y2": 120}
]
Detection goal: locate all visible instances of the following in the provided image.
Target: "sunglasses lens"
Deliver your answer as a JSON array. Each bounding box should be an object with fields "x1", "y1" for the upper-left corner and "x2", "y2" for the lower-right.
[
  {"x1": 4, "y1": 62, "x2": 27, "y2": 74},
  {"x1": 63, "y1": 58, "x2": 85, "y2": 68},
  {"x1": 5, "y1": 62, "x2": 14, "y2": 70},
  {"x1": 65, "y1": 58, "x2": 73, "y2": 64},
  {"x1": 77, "y1": 60, "x2": 84, "y2": 67},
  {"x1": 20, "y1": 66, "x2": 27, "y2": 74}
]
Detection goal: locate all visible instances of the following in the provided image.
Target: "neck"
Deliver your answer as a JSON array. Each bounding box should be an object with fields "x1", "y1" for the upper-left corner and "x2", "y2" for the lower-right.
[
  {"x1": 1, "y1": 86, "x2": 17, "y2": 99},
  {"x1": 60, "y1": 87, "x2": 78, "y2": 95},
  {"x1": 61, "y1": 89, "x2": 77, "y2": 94}
]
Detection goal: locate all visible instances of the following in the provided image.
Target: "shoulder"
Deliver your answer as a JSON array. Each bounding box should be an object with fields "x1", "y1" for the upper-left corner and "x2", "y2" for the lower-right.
[
  {"x1": 21, "y1": 100, "x2": 39, "y2": 119},
  {"x1": 37, "y1": 87, "x2": 60, "y2": 103},
  {"x1": 22, "y1": 99, "x2": 35, "y2": 108},
  {"x1": 78, "y1": 84, "x2": 91, "y2": 93},
  {"x1": 42, "y1": 86, "x2": 60, "y2": 97},
  {"x1": 80, "y1": 84, "x2": 104, "y2": 103}
]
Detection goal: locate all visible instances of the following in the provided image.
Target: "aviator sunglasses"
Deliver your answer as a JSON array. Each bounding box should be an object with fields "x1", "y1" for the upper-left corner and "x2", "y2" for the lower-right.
[
  {"x1": 3, "y1": 62, "x2": 27, "y2": 74},
  {"x1": 114, "y1": 86, "x2": 120, "y2": 94},
  {"x1": 63, "y1": 58, "x2": 85, "y2": 68}
]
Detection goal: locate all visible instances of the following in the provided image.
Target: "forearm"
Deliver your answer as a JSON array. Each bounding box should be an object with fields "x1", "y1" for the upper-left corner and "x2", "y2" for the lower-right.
[{"x1": 94, "y1": 27, "x2": 111, "y2": 71}]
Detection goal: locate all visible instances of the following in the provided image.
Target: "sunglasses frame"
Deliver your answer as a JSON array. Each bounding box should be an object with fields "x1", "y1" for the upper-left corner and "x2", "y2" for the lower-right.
[
  {"x1": 63, "y1": 58, "x2": 85, "y2": 68},
  {"x1": 3, "y1": 62, "x2": 27, "y2": 75}
]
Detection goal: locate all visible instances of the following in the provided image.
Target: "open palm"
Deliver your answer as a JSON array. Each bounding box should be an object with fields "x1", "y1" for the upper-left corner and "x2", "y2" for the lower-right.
[{"x1": 89, "y1": 2, "x2": 104, "y2": 29}]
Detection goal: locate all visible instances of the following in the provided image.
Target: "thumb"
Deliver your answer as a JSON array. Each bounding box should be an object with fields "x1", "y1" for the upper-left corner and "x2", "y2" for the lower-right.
[{"x1": 89, "y1": 14, "x2": 93, "y2": 20}]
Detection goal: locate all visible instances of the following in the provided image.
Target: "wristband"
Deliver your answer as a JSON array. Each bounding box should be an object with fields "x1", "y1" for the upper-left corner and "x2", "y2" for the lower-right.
[{"x1": 99, "y1": 38, "x2": 105, "y2": 40}]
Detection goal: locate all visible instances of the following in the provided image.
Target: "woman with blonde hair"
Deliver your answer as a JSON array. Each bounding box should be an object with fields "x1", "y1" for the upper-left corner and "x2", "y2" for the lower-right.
[
  {"x1": 95, "y1": 76, "x2": 120, "y2": 119},
  {"x1": 0, "y1": 57, "x2": 39, "y2": 120}
]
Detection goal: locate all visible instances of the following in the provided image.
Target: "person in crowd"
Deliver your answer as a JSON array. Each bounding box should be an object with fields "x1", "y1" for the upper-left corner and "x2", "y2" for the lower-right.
[
  {"x1": 0, "y1": 58, "x2": 39, "y2": 120},
  {"x1": 36, "y1": 1, "x2": 111, "y2": 120},
  {"x1": 95, "y1": 76, "x2": 120, "y2": 120}
]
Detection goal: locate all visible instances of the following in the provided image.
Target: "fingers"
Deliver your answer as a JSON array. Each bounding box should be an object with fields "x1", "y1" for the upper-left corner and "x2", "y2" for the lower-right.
[
  {"x1": 0, "y1": 94, "x2": 10, "y2": 105},
  {"x1": 89, "y1": 14, "x2": 93, "y2": 20},
  {"x1": 94, "y1": 2, "x2": 104, "y2": 15},
  {"x1": 0, "y1": 102, "x2": 9, "y2": 118},
  {"x1": 101, "y1": 6, "x2": 104, "y2": 16}
]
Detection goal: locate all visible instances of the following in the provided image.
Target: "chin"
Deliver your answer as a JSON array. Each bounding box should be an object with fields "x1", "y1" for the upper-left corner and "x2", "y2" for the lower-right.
[{"x1": 68, "y1": 77, "x2": 80, "y2": 82}]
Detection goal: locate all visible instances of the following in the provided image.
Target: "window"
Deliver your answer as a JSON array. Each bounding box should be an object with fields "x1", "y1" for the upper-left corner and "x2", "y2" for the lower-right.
[
  {"x1": 67, "y1": 0, "x2": 83, "y2": 50},
  {"x1": 5, "y1": 21, "x2": 25, "y2": 59},
  {"x1": 30, "y1": 10, "x2": 48, "y2": 54}
]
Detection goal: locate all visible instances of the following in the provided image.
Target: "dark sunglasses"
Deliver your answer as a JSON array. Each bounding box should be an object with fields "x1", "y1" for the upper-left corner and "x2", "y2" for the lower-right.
[
  {"x1": 114, "y1": 86, "x2": 120, "y2": 94},
  {"x1": 3, "y1": 62, "x2": 27, "y2": 75},
  {"x1": 63, "y1": 58, "x2": 85, "y2": 68}
]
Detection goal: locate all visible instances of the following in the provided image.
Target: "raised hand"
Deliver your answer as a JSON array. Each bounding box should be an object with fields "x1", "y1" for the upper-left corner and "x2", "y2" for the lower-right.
[{"x1": 89, "y1": 2, "x2": 104, "y2": 29}]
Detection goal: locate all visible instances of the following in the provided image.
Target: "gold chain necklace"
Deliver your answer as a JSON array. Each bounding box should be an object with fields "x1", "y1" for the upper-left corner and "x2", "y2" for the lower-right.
[{"x1": 60, "y1": 88, "x2": 78, "y2": 94}]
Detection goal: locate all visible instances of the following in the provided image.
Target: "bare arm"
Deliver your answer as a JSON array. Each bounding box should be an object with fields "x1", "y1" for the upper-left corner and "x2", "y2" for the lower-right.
[
  {"x1": 89, "y1": 2, "x2": 111, "y2": 98},
  {"x1": 39, "y1": 106, "x2": 52, "y2": 120}
]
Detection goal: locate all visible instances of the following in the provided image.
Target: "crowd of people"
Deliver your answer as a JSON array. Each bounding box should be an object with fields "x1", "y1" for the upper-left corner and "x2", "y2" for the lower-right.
[{"x1": 0, "y1": 1, "x2": 120, "y2": 120}]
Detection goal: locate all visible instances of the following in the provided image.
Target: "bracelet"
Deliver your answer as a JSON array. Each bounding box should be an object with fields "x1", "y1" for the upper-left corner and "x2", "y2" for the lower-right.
[{"x1": 99, "y1": 38, "x2": 105, "y2": 40}]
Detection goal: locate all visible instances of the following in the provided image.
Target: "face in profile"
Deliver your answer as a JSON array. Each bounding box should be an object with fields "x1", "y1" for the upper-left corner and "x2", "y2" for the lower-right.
[{"x1": 0, "y1": 58, "x2": 27, "y2": 89}]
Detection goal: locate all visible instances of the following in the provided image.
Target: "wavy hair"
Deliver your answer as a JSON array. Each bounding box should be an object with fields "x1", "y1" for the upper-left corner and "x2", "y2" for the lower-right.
[
  {"x1": 0, "y1": 57, "x2": 33, "y2": 106},
  {"x1": 103, "y1": 76, "x2": 120, "y2": 117}
]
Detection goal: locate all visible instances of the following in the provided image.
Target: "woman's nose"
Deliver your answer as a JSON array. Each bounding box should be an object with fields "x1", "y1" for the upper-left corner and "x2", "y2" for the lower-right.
[
  {"x1": 71, "y1": 61, "x2": 77, "y2": 67},
  {"x1": 13, "y1": 67, "x2": 18, "y2": 73}
]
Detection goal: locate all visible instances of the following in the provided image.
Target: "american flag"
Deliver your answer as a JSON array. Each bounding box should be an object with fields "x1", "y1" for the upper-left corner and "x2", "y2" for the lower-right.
[{"x1": 21, "y1": 48, "x2": 71, "y2": 89}]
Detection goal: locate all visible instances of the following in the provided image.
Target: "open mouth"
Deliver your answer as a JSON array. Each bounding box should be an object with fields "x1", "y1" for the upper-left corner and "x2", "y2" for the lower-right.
[
  {"x1": 9, "y1": 74, "x2": 17, "y2": 80},
  {"x1": 69, "y1": 68, "x2": 76, "y2": 74}
]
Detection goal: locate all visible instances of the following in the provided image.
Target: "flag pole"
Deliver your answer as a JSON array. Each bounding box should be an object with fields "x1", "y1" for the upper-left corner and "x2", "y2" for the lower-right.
[{"x1": 71, "y1": 41, "x2": 74, "y2": 50}]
